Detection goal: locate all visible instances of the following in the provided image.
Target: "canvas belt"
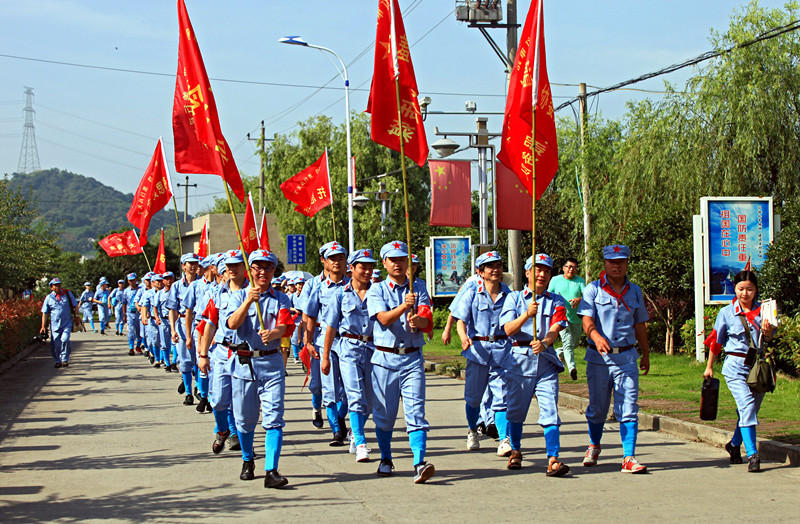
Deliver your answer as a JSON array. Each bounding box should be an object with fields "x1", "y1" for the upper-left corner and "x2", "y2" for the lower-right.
[{"x1": 375, "y1": 345, "x2": 419, "y2": 355}]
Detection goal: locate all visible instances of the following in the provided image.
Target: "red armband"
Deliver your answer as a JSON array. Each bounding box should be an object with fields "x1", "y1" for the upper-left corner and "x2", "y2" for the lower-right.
[
  {"x1": 417, "y1": 304, "x2": 433, "y2": 336},
  {"x1": 703, "y1": 329, "x2": 722, "y2": 356},
  {"x1": 276, "y1": 308, "x2": 293, "y2": 327},
  {"x1": 551, "y1": 306, "x2": 567, "y2": 326},
  {"x1": 200, "y1": 298, "x2": 219, "y2": 328},
  {"x1": 196, "y1": 320, "x2": 206, "y2": 336}
]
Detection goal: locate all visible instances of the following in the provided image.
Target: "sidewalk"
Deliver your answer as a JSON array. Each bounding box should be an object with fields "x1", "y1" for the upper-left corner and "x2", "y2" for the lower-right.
[{"x1": 1, "y1": 330, "x2": 798, "y2": 523}]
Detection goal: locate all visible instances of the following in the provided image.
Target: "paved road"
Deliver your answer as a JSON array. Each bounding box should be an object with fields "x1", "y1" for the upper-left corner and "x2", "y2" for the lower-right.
[{"x1": 1, "y1": 329, "x2": 797, "y2": 523}]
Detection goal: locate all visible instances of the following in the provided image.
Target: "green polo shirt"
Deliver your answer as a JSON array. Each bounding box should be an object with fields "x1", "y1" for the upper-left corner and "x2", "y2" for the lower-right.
[{"x1": 548, "y1": 274, "x2": 586, "y2": 325}]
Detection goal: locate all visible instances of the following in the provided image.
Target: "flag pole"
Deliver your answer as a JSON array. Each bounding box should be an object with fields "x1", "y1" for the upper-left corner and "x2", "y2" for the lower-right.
[
  {"x1": 394, "y1": 76, "x2": 415, "y2": 296},
  {"x1": 325, "y1": 148, "x2": 336, "y2": 239},
  {"x1": 223, "y1": 182, "x2": 265, "y2": 329},
  {"x1": 160, "y1": 136, "x2": 183, "y2": 256},
  {"x1": 133, "y1": 230, "x2": 153, "y2": 272},
  {"x1": 530, "y1": 2, "x2": 541, "y2": 337}
]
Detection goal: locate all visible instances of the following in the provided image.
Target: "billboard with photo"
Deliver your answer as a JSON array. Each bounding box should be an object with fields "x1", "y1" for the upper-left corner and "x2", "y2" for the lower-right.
[{"x1": 430, "y1": 236, "x2": 471, "y2": 297}]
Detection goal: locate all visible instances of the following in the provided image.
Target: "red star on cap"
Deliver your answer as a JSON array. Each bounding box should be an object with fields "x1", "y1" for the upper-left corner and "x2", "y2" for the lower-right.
[
  {"x1": 363, "y1": 250, "x2": 370, "y2": 257},
  {"x1": 613, "y1": 245, "x2": 621, "y2": 252},
  {"x1": 392, "y1": 241, "x2": 402, "y2": 249},
  {"x1": 538, "y1": 254, "x2": 547, "y2": 261}
]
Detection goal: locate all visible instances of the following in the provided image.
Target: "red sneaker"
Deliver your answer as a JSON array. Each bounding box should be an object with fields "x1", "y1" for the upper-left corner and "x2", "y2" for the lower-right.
[
  {"x1": 583, "y1": 445, "x2": 601, "y2": 466},
  {"x1": 621, "y1": 456, "x2": 647, "y2": 474}
]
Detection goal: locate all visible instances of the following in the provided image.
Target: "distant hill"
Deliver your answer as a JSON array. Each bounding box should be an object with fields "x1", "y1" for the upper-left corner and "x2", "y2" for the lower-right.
[{"x1": 8, "y1": 169, "x2": 190, "y2": 256}]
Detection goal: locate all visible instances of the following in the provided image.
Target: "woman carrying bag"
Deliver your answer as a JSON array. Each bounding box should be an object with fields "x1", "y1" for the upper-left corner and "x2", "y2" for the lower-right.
[{"x1": 703, "y1": 270, "x2": 776, "y2": 472}]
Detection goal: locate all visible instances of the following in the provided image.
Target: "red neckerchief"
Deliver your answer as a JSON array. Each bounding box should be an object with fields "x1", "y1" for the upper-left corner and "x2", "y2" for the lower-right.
[
  {"x1": 599, "y1": 271, "x2": 630, "y2": 312},
  {"x1": 732, "y1": 298, "x2": 761, "y2": 328}
]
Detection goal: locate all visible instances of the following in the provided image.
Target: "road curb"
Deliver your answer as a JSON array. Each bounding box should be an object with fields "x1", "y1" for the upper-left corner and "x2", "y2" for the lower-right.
[
  {"x1": 425, "y1": 360, "x2": 799, "y2": 466},
  {"x1": 0, "y1": 341, "x2": 44, "y2": 377}
]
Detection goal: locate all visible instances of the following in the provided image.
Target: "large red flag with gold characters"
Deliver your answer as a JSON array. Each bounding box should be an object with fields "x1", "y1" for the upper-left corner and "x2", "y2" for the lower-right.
[
  {"x1": 366, "y1": 0, "x2": 429, "y2": 167},
  {"x1": 497, "y1": 0, "x2": 558, "y2": 200},
  {"x1": 127, "y1": 138, "x2": 173, "y2": 246},
  {"x1": 153, "y1": 229, "x2": 167, "y2": 273},
  {"x1": 197, "y1": 219, "x2": 208, "y2": 258},
  {"x1": 428, "y1": 160, "x2": 471, "y2": 227},
  {"x1": 259, "y1": 208, "x2": 271, "y2": 251},
  {"x1": 172, "y1": 0, "x2": 244, "y2": 202},
  {"x1": 280, "y1": 150, "x2": 333, "y2": 217},
  {"x1": 98, "y1": 230, "x2": 143, "y2": 257},
  {"x1": 241, "y1": 193, "x2": 259, "y2": 253}
]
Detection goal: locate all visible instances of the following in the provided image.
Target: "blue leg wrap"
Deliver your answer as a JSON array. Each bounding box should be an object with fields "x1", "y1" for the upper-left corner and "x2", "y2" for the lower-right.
[
  {"x1": 375, "y1": 428, "x2": 392, "y2": 460},
  {"x1": 731, "y1": 418, "x2": 743, "y2": 447},
  {"x1": 543, "y1": 425, "x2": 560, "y2": 457},
  {"x1": 408, "y1": 429, "x2": 427, "y2": 465},
  {"x1": 264, "y1": 428, "x2": 283, "y2": 471},
  {"x1": 509, "y1": 421, "x2": 523, "y2": 450},
  {"x1": 311, "y1": 393, "x2": 322, "y2": 410},
  {"x1": 494, "y1": 410, "x2": 508, "y2": 441},
  {"x1": 326, "y1": 406, "x2": 340, "y2": 434},
  {"x1": 181, "y1": 372, "x2": 192, "y2": 394},
  {"x1": 620, "y1": 421, "x2": 638, "y2": 457},
  {"x1": 197, "y1": 375, "x2": 209, "y2": 398},
  {"x1": 588, "y1": 421, "x2": 604, "y2": 446},
  {"x1": 213, "y1": 409, "x2": 229, "y2": 434},
  {"x1": 741, "y1": 426, "x2": 757, "y2": 457},
  {"x1": 350, "y1": 412, "x2": 367, "y2": 446},
  {"x1": 238, "y1": 430, "x2": 255, "y2": 462},
  {"x1": 227, "y1": 409, "x2": 237, "y2": 438},
  {"x1": 465, "y1": 403, "x2": 481, "y2": 430}
]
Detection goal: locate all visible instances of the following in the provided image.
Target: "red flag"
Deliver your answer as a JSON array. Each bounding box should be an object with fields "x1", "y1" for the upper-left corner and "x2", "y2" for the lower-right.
[
  {"x1": 98, "y1": 230, "x2": 143, "y2": 257},
  {"x1": 496, "y1": 161, "x2": 535, "y2": 230},
  {"x1": 497, "y1": 0, "x2": 558, "y2": 200},
  {"x1": 744, "y1": 255, "x2": 752, "y2": 272},
  {"x1": 127, "y1": 138, "x2": 173, "y2": 246},
  {"x1": 172, "y1": 0, "x2": 244, "y2": 202},
  {"x1": 279, "y1": 150, "x2": 333, "y2": 217},
  {"x1": 197, "y1": 219, "x2": 208, "y2": 258},
  {"x1": 154, "y1": 229, "x2": 167, "y2": 274},
  {"x1": 428, "y1": 160, "x2": 471, "y2": 227},
  {"x1": 241, "y1": 193, "x2": 259, "y2": 253},
  {"x1": 366, "y1": 0, "x2": 429, "y2": 167},
  {"x1": 259, "y1": 207, "x2": 271, "y2": 251}
]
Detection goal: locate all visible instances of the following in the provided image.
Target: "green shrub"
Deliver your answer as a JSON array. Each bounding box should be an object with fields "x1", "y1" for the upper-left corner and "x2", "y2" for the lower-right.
[
  {"x1": 678, "y1": 305, "x2": 723, "y2": 356},
  {"x1": 433, "y1": 306, "x2": 451, "y2": 330},
  {"x1": 768, "y1": 313, "x2": 800, "y2": 377}
]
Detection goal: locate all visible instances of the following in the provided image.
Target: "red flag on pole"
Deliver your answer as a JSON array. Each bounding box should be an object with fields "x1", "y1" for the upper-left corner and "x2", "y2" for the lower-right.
[
  {"x1": 98, "y1": 230, "x2": 143, "y2": 257},
  {"x1": 259, "y1": 207, "x2": 271, "y2": 251},
  {"x1": 197, "y1": 219, "x2": 208, "y2": 258},
  {"x1": 497, "y1": 0, "x2": 558, "y2": 199},
  {"x1": 241, "y1": 193, "x2": 259, "y2": 253},
  {"x1": 172, "y1": 0, "x2": 244, "y2": 202},
  {"x1": 428, "y1": 160, "x2": 471, "y2": 227},
  {"x1": 127, "y1": 138, "x2": 173, "y2": 246},
  {"x1": 153, "y1": 229, "x2": 167, "y2": 274},
  {"x1": 496, "y1": 161, "x2": 535, "y2": 230},
  {"x1": 366, "y1": 0, "x2": 429, "y2": 167},
  {"x1": 279, "y1": 150, "x2": 333, "y2": 217}
]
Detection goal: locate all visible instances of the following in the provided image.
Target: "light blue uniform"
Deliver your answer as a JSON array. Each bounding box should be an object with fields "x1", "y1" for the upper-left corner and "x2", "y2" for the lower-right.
[
  {"x1": 166, "y1": 276, "x2": 195, "y2": 376},
  {"x1": 78, "y1": 289, "x2": 95, "y2": 329},
  {"x1": 366, "y1": 276, "x2": 432, "y2": 466},
  {"x1": 184, "y1": 277, "x2": 215, "y2": 400},
  {"x1": 109, "y1": 287, "x2": 125, "y2": 334},
  {"x1": 154, "y1": 286, "x2": 173, "y2": 366},
  {"x1": 576, "y1": 272, "x2": 648, "y2": 457},
  {"x1": 122, "y1": 285, "x2": 142, "y2": 350},
  {"x1": 296, "y1": 272, "x2": 324, "y2": 410},
  {"x1": 140, "y1": 287, "x2": 159, "y2": 355},
  {"x1": 203, "y1": 282, "x2": 241, "y2": 436},
  {"x1": 42, "y1": 290, "x2": 77, "y2": 364},
  {"x1": 499, "y1": 287, "x2": 567, "y2": 455}
]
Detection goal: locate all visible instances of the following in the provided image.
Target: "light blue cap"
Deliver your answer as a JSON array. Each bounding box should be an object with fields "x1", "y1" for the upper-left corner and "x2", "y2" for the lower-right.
[
  {"x1": 318, "y1": 241, "x2": 337, "y2": 256},
  {"x1": 162, "y1": 271, "x2": 175, "y2": 279},
  {"x1": 380, "y1": 240, "x2": 409, "y2": 260},
  {"x1": 526, "y1": 253, "x2": 553, "y2": 270},
  {"x1": 216, "y1": 259, "x2": 227, "y2": 273},
  {"x1": 324, "y1": 242, "x2": 347, "y2": 259},
  {"x1": 475, "y1": 250, "x2": 502, "y2": 268},
  {"x1": 142, "y1": 272, "x2": 152, "y2": 281},
  {"x1": 249, "y1": 249, "x2": 278, "y2": 266},
  {"x1": 151, "y1": 273, "x2": 163, "y2": 281},
  {"x1": 372, "y1": 270, "x2": 381, "y2": 277},
  {"x1": 117, "y1": 279, "x2": 124, "y2": 284},
  {"x1": 126, "y1": 272, "x2": 137, "y2": 280},
  {"x1": 411, "y1": 253, "x2": 420, "y2": 264},
  {"x1": 180, "y1": 252, "x2": 200, "y2": 264},
  {"x1": 199, "y1": 256, "x2": 214, "y2": 269},
  {"x1": 222, "y1": 249, "x2": 245, "y2": 265},
  {"x1": 603, "y1": 244, "x2": 631, "y2": 260},
  {"x1": 83, "y1": 281, "x2": 92, "y2": 287},
  {"x1": 348, "y1": 248, "x2": 376, "y2": 265},
  {"x1": 49, "y1": 277, "x2": 61, "y2": 285}
]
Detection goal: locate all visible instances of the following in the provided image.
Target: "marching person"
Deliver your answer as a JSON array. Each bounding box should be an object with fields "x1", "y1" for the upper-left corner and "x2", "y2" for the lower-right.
[
  {"x1": 109, "y1": 279, "x2": 126, "y2": 335},
  {"x1": 40, "y1": 278, "x2": 78, "y2": 368},
  {"x1": 703, "y1": 270, "x2": 776, "y2": 472},
  {"x1": 289, "y1": 276, "x2": 305, "y2": 364},
  {"x1": 143, "y1": 274, "x2": 164, "y2": 367},
  {"x1": 168, "y1": 253, "x2": 200, "y2": 406},
  {"x1": 135, "y1": 274, "x2": 152, "y2": 354},
  {"x1": 226, "y1": 249, "x2": 293, "y2": 488},
  {"x1": 305, "y1": 242, "x2": 350, "y2": 446},
  {"x1": 322, "y1": 248, "x2": 377, "y2": 462},
  {"x1": 366, "y1": 240, "x2": 435, "y2": 484},
  {"x1": 93, "y1": 278, "x2": 111, "y2": 335},
  {"x1": 155, "y1": 272, "x2": 176, "y2": 372},
  {"x1": 500, "y1": 254, "x2": 570, "y2": 476},
  {"x1": 451, "y1": 251, "x2": 513, "y2": 456},
  {"x1": 78, "y1": 282, "x2": 96, "y2": 332},
  {"x1": 185, "y1": 255, "x2": 218, "y2": 413},
  {"x1": 548, "y1": 257, "x2": 586, "y2": 380},
  {"x1": 576, "y1": 244, "x2": 651, "y2": 474},
  {"x1": 122, "y1": 273, "x2": 142, "y2": 355}
]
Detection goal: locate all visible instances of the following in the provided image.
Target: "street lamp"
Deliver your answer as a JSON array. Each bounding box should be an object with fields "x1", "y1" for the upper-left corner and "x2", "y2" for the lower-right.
[{"x1": 279, "y1": 35, "x2": 355, "y2": 253}]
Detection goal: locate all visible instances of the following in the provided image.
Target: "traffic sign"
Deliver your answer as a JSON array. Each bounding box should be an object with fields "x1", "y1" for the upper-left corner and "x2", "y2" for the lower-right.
[{"x1": 287, "y1": 234, "x2": 306, "y2": 265}]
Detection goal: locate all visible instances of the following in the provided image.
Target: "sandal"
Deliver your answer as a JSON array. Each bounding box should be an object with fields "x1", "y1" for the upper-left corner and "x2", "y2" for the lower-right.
[
  {"x1": 507, "y1": 449, "x2": 523, "y2": 470},
  {"x1": 546, "y1": 457, "x2": 570, "y2": 477}
]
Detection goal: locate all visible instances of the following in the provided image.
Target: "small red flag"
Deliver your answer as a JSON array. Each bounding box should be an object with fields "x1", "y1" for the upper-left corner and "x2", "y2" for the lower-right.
[
  {"x1": 197, "y1": 219, "x2": 208, "y2": 258},
  {"x1": 241, "y1": 193, "x2": 260, "y2": 254},
  {"x1": 366, "y1": 0, "x2": 429, "y2": 167},
  {"x1": 496, "y1": 161, "x2": 534, "y2": 230},
  {"x1": 497, "y1": 0, "x2": 558, "y2": 199},
  {"x1": 172, "y1": 0, "x2": 244, "y2": 202},
  {"x1": 153, "y1": 229, "x2": 167, "y2": 274},
  {"x1": 279, "y1": 150, "x2": 333, "y2": 217},
  {"x1": 127, "y1": 138, "x2": 173, "y2": 246},
  {"x1": 98, "y1": 230, "x2": 143, "y2": 257},
  {"x1": 259, "y1": 207, "x2": 271, "y2": 251},
  {"x1": 428, "y1": 160, "x2": 471, "y2": 228}
]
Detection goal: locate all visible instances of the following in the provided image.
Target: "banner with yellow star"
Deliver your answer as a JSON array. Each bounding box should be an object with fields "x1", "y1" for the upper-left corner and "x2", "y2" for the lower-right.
[{"x1": 429, "y1": 160, "x2": 471, "y2": 227}]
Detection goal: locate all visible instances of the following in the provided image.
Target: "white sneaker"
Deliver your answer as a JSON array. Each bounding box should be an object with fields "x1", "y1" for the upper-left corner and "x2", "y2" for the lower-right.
[
  {"x1": 348, "y1": 430, "x2": 356, "y2": 454},
  {"x1": 356, "y1": 444, "x2": 370, "y2": 463},
  {"x1": 496, "y1": 437, "x2": 512, "y2": 457},
  {"x1": 467, "y1": 429, "x2": 480, "y2": 451}
]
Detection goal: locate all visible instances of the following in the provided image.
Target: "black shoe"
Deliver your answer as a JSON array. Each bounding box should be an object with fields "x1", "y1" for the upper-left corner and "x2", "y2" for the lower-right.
[
  {"x1": 62, "y1": 362, "x2": 69, "y2": 368},
  {"x1": 144, "y1": 350, "x2": 150, "y2": 358},
  {"x1": 149, "y1": 355, "x2": 155, "y2": 365},
  {"x1": 240, "y1": 460, "x2": 255, "y2": 481},
  {"x1": 413, "y1": 461, "x2": 436, "y2": 484},
  {"x1": 164, "y1": 365, "x2": 172, "y2": 373},
  {"x1": 153, "y1": 362, "x2": 161, "y2": 368},
  {"x1": 212, "y1": 431, "x2": 230, "y2": 454},
  {"x1": 264, "y1": 469, "x2": 289, "y2": 488},
  {"x1": 178, "y1": 381, "x2": 186, "y2": 394},
  {"x1": 183, "y1": 394, "x2": 194, "y2": 406},
  {"x1": 54, "y1": 362, "x2": 62, "y2": 368},
  {"x1": 485, "y1": 423, "x2": 499, "y2": 440},
  {"x1": 329, "y1": 431, "x2": 345, "y2": 446},
  {"x1": 747, "y1": 453, "x2": 761, "y2": 473},
  {"x1": 128, "y1": 349, "x2": 135, "y2": 356},
  {"x1": 194, "y1": 387, "x2": 201, "y2": 401},
  {"x1": 100, "y1": 329, "x2": 105, "y2": 335},
  {"x1": 476, "y1": 422, "x2": 487, "y2": 436},
  {"x1": 725, "y1": 441, "x2": 743, "y2": 464},
  {"x1": 205, "y1": 400, "x2": 213, "y2": 413},
  {"x1": 171, "y1": 363, "x2": 178, "y2": 371},
  {"x1": 376, "y1": 458, "x2": 394, "y2": 477},
  {"x1": 312, "y1": 410, "x2": 324, "y2": 429},
  {"x1": 570, "y1": 368, "x2": 578, "y2": 380},
  {"x1": 338, "y1": 416, "x2": 348, "y2": 435},
  {"x1": 196, "y1": 397, "x2": 207, "y2": 413}
]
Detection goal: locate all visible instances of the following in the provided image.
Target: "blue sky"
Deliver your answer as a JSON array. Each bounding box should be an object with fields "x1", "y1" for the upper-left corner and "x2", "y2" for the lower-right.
[{"x1": 0, "y1": 1, "x2": 789, "y2": 215}]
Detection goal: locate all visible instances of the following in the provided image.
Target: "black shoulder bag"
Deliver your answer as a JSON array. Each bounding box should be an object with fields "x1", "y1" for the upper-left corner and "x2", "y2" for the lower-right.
[{"x1": 739, "y1": 315, "x2": 775, "y2": 394}]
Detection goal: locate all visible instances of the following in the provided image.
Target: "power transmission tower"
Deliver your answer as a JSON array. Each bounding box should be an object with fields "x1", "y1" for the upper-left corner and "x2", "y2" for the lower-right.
[{"x1": 17, "y1": 87, "x2": 41, "y2": 174}]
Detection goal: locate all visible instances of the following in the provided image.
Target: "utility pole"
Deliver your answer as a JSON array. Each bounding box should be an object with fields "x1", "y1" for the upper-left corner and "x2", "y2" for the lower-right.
[
  {"x1": 177, "y1": 175, "x2": 197, "y2": 222},
  {"x1": 248, "y1": 120, "x2": 275, "y2": 215},
  {"x1": 579, "y1": 82, "x2": 592, "y2": 282},
  {"x1": 506, "y1": 0, "x2": 523, "y2": 290}
]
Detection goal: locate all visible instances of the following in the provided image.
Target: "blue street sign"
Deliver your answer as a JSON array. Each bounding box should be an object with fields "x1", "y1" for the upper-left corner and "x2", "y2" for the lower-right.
[{"x1": 287, "y1": 234, "x2": 306, "y2": 265}]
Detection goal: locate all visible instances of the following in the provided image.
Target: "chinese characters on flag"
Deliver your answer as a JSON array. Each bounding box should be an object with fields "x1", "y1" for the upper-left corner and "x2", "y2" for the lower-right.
[
  {"x1": 279, "y1": 150, "x2": 333, "y2": 218},
  {"x1": 126, "y1": 138, "x2": 173, "y2": 246},
  {"x1": 98, "y1": 230, "x2": 143, "y2": 258},
  {"x1": 153, "y1": 229, "x2": 167, "y2": 274},
  {"x1": 428, "y1": 160, "x2": 471, "y2": 228},
  {"x1": 241, "y1": 193, "x2": 260, "y2": 254},
  {"x1": 497, "y1": 0, "x2": 558, "y2": 200},
  {"x1": 197, "y1": 219, "x2": 208, "y2": 258},
  {"x1": 172, "y1": 0, "x2": 245, "y2": 202},
  {"x1": 366, "y1": 0, "x2": 429, "y2": 167}
]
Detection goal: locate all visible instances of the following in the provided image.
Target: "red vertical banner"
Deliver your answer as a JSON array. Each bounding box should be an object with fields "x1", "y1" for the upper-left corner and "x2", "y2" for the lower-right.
[
  {"x1": 153, "y1": 229, "x2": 167, "y2": 274},
  {"x1": 279, "y1": 150, "x2": 333, "y2": 217},
  {"x1": 428, "y1": 160, "x2": 472, "y2": 227},
  {"x1": 241, "y1": 193, "x2": 259, "y2": 253},
  {"x1": 197, "y1": 219, "x2": 208, "y2": 258},
  {"x1": 259, "y1": 208, "x2": 271, "y2": 251},
  {"x1": 127, "y1": 138, "x2": 173, "y2": 246}
]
